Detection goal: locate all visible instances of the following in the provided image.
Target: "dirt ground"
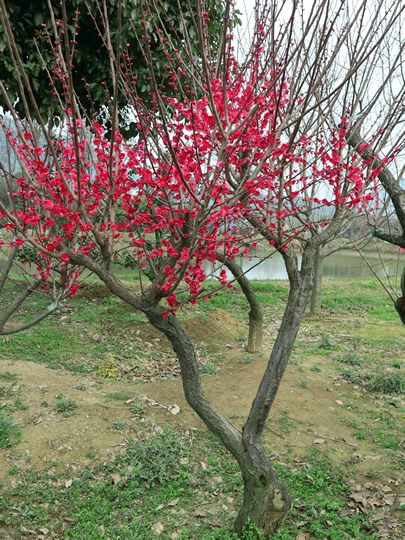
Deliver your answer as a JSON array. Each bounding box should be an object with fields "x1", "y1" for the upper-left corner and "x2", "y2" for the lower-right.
[{"x1": 0, "y1": 308, "x2": 403, "y2": 487}]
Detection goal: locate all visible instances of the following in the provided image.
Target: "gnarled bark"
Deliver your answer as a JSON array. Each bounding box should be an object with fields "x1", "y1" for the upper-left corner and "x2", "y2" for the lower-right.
[{"x1": 235, "y1": 448, "x2": 293, "y2": 537}]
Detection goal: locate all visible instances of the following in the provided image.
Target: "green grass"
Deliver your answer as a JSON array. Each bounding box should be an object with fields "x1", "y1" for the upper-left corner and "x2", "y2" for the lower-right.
[
  {"x1": 0, "y1": 431, "x2": 377, "y2": 539},
  {"x1": 0, "y1": 411, "x2": 21, "y2": 448}
]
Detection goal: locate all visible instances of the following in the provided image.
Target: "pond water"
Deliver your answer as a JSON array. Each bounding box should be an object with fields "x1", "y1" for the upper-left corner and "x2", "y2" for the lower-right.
[
  {"x1": 1, "y1": 248, "x2": 403, "y2": 282},
  {"x1": 203, "y1": 250, "x2": 404, "y2": 281}
]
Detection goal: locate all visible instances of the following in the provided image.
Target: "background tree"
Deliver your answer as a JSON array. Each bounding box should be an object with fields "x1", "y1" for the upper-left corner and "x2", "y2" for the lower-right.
[
  {"x1": 0, "y1": 0, "x2": 403, "y2": 537},
  {"x1": 0, "y1": 0, "x2": 229, "y2": 134}
]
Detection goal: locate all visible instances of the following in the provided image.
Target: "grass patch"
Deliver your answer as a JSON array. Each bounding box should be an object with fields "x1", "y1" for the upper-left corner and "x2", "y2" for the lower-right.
[
  {"x1": 0, "y1": 411, "x2": 21, "y2": 448},
  {"x1": 366, "y1": 372, "x2": 404, "y2": 394},
  {"x1": 0, "y1": 431, "x2": 378, "y2": 539}
]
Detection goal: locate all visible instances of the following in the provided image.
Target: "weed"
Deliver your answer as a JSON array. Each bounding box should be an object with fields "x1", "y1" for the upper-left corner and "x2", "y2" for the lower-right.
[
  {"x1": 340, "y1": 351, "x2": 363, "y2": 366},
  {"x1": 55, "y1": 395, "x2": 78, "y2": 414},
  {"x1": 75, "y1": 382, "x2": 87, "y2": 391},
  {"x1": 339, "y1": 367, "x2": 362, "y2": 384},
  {"x1": 0, "y1": 371, "x2": 19, "y2": 383},
  {"x1": 200, "y1": 362, "x2": 219, "y2": 375},
  {"x1": 366, "y1": 372, "x2": 404, "y2": 394},
  {"x1": 124, "y1": 426, "x2": 184, "y2": 485},
  {"x1": 12, "y1": 397, "x2": 28, "y2": 411},
  {"x1": 98, "y1": 356, "x2": 117, "y2": 378},
  {"x1": 354, "y1": 430, "x2": 366, "y2": 440},
  {"x1": 391, "y1": 361, "x2": 401, "y2": 368},
  {"x1": 319, "y1": 334, "x2": 334, "y2": 350},
  {"x1": 130, "y1": 402, "x2": 146, "y2": 415},
  {"x1": 40, "y1": 401, "x2": 48, "y2": 407},
  {"x1": 298, "y1": 380, "x2": 307, "y2": 389},
  {"x1": 112, "y1": 419, "x2": 127, "y2": 431},
  {"x1": 0, "y1": 411, "x2": 21, "y2": 448},
  {"x1": 310, "y1": 364, "x2": 321, "y2": 372},
  {"x1": 229, "y1": 412, "x2": 241, "y2": 419},
  {"x1": 278, "y1": 416, "x2": 295, "y2": 435},
  {"x1": 8, "y1": 465, "x2": 19, "y2": 476},
  {"x1": 241, "y1": 355, "x2": 253, "y2": 365},
  {"x1": 105, "y1": 391, "x2": 131, "y2": 401}
]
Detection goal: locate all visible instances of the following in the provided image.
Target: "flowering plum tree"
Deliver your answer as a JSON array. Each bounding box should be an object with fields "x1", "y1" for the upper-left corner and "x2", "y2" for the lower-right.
[{"x1": 0, "y1": 0, "x2": 403, "y2": 535}]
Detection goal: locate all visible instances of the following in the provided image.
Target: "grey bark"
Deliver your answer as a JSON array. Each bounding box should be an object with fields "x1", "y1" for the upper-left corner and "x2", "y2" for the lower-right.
[
  {"x1": 310, "y1": 246, "x2": 323, "y2": 316},
  {"x1": 217, "y1": 254, "x2": 263, "y2": 353}
]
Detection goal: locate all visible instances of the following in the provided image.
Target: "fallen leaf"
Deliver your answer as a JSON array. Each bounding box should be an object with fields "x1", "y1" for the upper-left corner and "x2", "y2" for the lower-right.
[
  {"x1": 168, "y1": 404, "x2": 180, "y2": 415},
  {"x1": 296, "y1": 533, "x2": 310, "y2": 540},
  {"x1": 21, "y1": 526, "x2": 36, "y2": 534},
  {"x1": 168, "y1": 498, "x2": 180, "y2": 507},
  {"x1": 335, "y1": 400, "x2": 343, "y2": 406},
  {"x1": 350, "y1": 493, "x2": 368, "y2": 507},
  {"x1": 152, "y1": 522, "x2": 164, "y2": 536},
  {"x1": 65, "y1": 479, "x2": 73, "y2": 488},
  {"x1": 367, "y1": 496, "x2": 382, "y2": 509},
  {"x1": 381, "y1": 485, "x2": 392, "y2": 493},
  {"x1": 111, "y1": 472, "x2": 121, "y2": 485},
  {"x1": 39, "y1": 528, "x2": 49, "y2": 535},
  {"x1": 313, "y1": 438, "x2": 325, "y2": 444},
  {"x1": 383, "y1": 495, "x2": 395, "y2": 506},
  {"x1": 193, "y1": 509, "x2": 207, "y2": 517},
  {"x1": 371, "y1": 511, "x2": 385, "y2": 521},
  {"x1": 155, "y1": 504, "x2": 164, "y2": 511}
]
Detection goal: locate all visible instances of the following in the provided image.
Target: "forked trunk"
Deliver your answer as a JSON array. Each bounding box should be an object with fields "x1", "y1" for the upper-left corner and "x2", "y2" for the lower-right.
[{"x1": 144, "y1": 305, "x2": 290, "y2": 537}]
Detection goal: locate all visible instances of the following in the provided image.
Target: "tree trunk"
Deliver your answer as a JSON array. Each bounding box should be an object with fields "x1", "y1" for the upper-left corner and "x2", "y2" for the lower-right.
[
  {"x1": 217, "y1": 254, "x2": 263, "y2": 352},
  {"x1": 395, "y1": 266, "x2": 405, "y2": 324},
  {"x1": 144, "y1": 305, "x2": 291, "y2": 537},
  {"x1": 66, "y1": 252, "x2": 301, "y2": 537},
  {"x1": 310, "y1": 246, "x2": 323, "y2": 316},
  {"x1": 234, "y1": 445, "x2": 293, "y2": 537},
  {"x1": 247, "y1": 309, "x2": 263, "y2": 353}
]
